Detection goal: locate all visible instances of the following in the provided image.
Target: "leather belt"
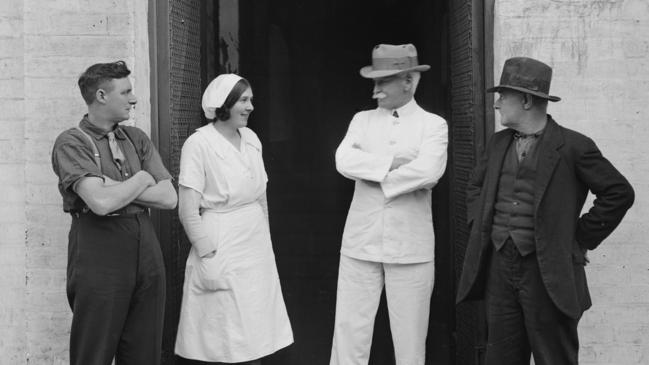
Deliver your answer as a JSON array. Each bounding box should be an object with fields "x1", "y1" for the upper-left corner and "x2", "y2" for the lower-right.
[
  {"x1": 70, "y1": 205, "x2": 148, "y2": 218},
  {"x1": 107, "y1": 205, "x2": 148, "y2": 216}
]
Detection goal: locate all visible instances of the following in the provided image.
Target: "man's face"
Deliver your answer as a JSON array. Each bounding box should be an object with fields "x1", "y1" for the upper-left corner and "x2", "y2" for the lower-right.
[
  {"x1": 101, "y1": 77, "x2": 137, "y2": 123},
  {"x1": 494, "y1": 89, "x2": 525, "y2": 129},
  {"x1": 372, "y1": 74, "x2": 410, "y2": 110}
]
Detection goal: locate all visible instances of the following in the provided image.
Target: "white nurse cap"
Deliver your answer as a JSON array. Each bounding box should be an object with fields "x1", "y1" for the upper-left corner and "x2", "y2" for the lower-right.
[{"x1": 201, "y1": 73, "x2": 243, "y2": 119}]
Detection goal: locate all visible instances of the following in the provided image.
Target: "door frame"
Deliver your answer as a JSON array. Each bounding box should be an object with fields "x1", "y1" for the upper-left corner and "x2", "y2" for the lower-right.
[{"x1": 448, "y1": 0, "x2": 495, "y2": 364}]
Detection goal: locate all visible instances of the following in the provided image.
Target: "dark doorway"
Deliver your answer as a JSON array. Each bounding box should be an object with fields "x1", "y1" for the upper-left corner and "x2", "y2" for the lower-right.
[
  {"x1": 229, "y1": 1, "x2": 452, "y2": 364},
  {"x1": 152, "y1": 0, "x2": 493, "y2": 364}
]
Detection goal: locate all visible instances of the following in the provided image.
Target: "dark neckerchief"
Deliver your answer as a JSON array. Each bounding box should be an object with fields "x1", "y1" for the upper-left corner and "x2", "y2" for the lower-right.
[{"x1": 513, "y1": 130, "x2": 543, "y2": 140}]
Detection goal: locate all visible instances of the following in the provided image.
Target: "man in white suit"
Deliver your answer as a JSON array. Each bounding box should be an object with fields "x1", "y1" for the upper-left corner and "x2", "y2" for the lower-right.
[{"x1": 330, "y1": 44, "x2": 448, "y2": 365}]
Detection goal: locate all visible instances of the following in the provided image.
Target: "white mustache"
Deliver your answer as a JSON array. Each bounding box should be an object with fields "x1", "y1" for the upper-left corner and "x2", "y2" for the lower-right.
[{"x1": 372, "y1": 92, "x2": 387, "y2": 99}]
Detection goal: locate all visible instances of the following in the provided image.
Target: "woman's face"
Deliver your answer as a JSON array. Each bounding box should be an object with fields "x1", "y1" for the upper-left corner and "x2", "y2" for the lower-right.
[{"x1": 226, "y1": 87, "x2": 254, "y2": 128}]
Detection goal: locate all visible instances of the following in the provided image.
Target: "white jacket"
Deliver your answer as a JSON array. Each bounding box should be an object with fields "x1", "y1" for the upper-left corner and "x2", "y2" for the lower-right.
[{"x1": 335, "y1": 99, "x2": 448, "y2": 263}]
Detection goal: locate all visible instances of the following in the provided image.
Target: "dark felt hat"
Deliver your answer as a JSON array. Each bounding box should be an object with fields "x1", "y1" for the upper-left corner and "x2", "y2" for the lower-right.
[{"x1": 487, "y1": 57, "x2": 560, "y2": 102}]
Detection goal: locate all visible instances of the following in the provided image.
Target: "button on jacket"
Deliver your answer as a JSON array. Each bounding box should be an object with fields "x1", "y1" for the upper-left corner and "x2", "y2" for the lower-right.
[{"x1": 335, "y1": 99, "x2": 448, "y2": 263}]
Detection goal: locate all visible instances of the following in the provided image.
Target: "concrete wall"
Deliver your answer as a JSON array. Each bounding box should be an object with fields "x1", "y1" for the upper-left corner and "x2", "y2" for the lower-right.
[
  {"x1": 494, "y1": 0, "x2": 649, "y2": 363},
  {"x1": 0, "y1": 0, "x2": 150, "y2": 363},
  {"x1": 0, "y1": 1, "x2": 27, "y2": 363}
]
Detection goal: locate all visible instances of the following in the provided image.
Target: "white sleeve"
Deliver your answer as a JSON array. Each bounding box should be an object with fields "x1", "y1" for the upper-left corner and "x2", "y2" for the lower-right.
[
  {"x1": 178, "y1": 135, "x2": 205, "y2": 194},
  {"x1": 335, "y1": 112, "x2": 393, "y2": 182},
  {"x1": 381, "y1": 117, "x2": 448, "y2": 199},
  {"x1": 178, "y1": 186, "x2": 215, "y2": 257},
  {"x1": 178, "y1": 136, "x2": 215, "y2": 257}
]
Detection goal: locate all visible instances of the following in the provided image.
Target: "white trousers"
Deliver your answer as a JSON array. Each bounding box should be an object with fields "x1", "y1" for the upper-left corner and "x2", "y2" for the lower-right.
[{"x1": 330, "y1": 255, "x2": 435, "y2": 365}]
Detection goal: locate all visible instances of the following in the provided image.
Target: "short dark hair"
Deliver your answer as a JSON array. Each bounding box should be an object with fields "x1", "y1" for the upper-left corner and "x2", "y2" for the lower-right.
[
  {"x1": 522, "y1": 93, "x2": 549, "y2": 109},
  {"x1": 78, "y1": 61, "x2": 131, "y2": 105},
  {"x1": 532, "y1": 95, "x2": 549, "y2": 108},
  {"x1": 212, "y1": 78, "x2": 251, "y2": 122}
]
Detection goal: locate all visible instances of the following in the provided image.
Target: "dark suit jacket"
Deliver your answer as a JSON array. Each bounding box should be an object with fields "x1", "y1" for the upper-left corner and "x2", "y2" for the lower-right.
[{"x1": 456, "y1": 116, "x2": 634, "y2": 319}]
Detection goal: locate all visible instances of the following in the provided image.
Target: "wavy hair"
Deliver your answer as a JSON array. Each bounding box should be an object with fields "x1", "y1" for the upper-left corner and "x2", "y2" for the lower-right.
[
  {"x1": 210, "y1": 78, "x2": 251, "y2": 123},
  {"x1": 78, "y1": 61, "x2": 131, "y2": 105}
]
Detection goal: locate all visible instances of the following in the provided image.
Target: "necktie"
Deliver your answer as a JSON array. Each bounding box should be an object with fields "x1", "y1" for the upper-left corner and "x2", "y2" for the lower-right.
[
  {"x1": 107, "y1": 131, "x2": 126, "y2": 170},
  {"x1": 392, "y1": 110, "x2": 399, "y2": 118}
]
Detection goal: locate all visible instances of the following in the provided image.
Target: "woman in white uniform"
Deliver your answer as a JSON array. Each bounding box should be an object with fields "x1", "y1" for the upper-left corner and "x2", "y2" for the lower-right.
[{"x1": 175, "y1": 74, "x2": 293, "y2": 364}]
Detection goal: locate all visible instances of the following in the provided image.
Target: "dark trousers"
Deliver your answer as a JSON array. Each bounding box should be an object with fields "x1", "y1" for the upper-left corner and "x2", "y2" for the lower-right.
[
  {"x1": 485, "y1": 239, "x2": 579, "y2": 365},
  {"x1": 67, "y1": 212, "x2": 166, "y2": 365}
]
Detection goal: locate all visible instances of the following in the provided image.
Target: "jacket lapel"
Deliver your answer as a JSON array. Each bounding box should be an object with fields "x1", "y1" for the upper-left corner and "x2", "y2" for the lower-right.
[
  {"x1": 534, "y1": 117, "x2": 564, "y2": 211},
  {"x1": 489, "y1": 130, "x2": 514, "y2": 178},
  {"x1": 479, "y1": 130, "x2": 514, "y2": 242}
]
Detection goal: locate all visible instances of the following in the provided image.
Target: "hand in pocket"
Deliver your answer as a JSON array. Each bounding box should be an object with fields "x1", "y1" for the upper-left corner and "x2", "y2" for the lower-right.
[{"x1": 194, "y1": 252, "x2": 233, "y2": 291}]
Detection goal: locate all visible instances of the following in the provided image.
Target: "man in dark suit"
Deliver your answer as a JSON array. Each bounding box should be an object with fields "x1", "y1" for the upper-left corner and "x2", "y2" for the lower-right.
[{"x1": 456, "y1": 57, "x2": 634, "y2": 365}]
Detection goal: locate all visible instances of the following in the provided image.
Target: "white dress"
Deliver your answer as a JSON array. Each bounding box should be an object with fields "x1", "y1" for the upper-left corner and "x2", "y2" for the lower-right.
[{"x1": 175, "y1": 125, "x2": 293, "y2": 363}]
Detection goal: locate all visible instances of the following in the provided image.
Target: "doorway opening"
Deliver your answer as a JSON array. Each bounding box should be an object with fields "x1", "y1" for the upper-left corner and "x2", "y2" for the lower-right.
[
  {"x1": 152, "y1": 0, "x2": 493, "y2": 364},
  {"x1": 230, "y1": 2, "x2": 451, "y2": 364}
]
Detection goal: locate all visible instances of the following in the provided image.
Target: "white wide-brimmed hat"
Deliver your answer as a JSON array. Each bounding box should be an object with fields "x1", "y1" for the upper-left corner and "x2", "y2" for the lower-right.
[
  {"x1": 360, "y1": 44, "x2": 430, "y2": 79},
  {"x1": 202, "y1": 73, "x2": 243, "y2": 119}
]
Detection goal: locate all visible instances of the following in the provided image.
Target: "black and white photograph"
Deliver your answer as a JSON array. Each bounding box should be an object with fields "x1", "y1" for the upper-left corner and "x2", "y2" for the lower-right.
[{"x1": 0, "y1": 0, "x2": 646, "y2": 364}]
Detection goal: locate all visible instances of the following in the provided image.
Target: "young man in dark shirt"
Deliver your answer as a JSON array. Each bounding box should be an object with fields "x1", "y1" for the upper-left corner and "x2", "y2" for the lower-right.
[{"x1": 51, "y1": 61, "x2": 177, "y2": 365}]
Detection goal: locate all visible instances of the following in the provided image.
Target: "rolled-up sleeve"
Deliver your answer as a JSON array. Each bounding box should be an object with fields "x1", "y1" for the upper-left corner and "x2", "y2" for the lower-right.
[
  {"x1": 51, "y1": 134, "x2": 103, "y2": 193},
  {"x1": 335, "y1": 112, "x2": 393, "y2": 182},
  {"x1": 381, "y1": 117, "x2": 448, "y2": 199}
]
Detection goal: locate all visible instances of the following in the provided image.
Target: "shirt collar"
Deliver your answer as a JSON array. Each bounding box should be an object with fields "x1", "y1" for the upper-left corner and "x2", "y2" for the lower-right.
[
  {"x1": 380, "y1": 98, "x2": 417, "y2": 118},
  {"x1": 513, "y1": 129, "x2": 544, "y2": 140},
  {"x1": 79, "y1": 114, "x2": 126, "y2": 140}
]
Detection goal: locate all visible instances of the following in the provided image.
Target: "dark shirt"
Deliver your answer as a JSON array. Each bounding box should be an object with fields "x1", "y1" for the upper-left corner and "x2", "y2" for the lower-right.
[
  {"x1": 51, "y1": 115, "x2": 172, "y2": 212},
  {"x1": 514, "y1": 129, "x2": 543, "y2": 162}
]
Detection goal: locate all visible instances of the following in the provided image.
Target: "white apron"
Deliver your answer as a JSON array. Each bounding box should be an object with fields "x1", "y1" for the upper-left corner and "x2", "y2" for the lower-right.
[{"x1": 175, "y1": 126, "x2": 293, "y2": 362}]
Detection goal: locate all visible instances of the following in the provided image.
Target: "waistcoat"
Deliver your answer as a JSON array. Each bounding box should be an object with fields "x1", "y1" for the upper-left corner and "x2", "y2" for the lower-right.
[{"x1": 491, "y1": 139, "x2": 540, "y2": 256}]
